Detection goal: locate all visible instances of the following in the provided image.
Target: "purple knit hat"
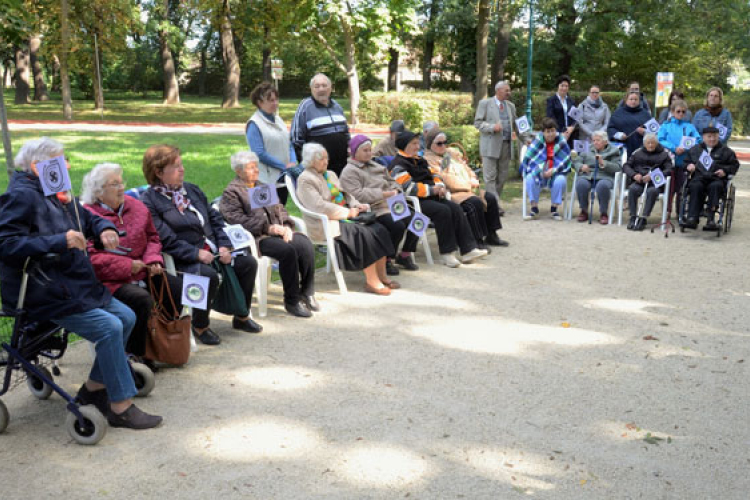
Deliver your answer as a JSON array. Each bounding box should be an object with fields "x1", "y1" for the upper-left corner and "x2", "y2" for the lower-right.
[{"x1": 349, "y1": 134, "x2": 372, "y2": 156}]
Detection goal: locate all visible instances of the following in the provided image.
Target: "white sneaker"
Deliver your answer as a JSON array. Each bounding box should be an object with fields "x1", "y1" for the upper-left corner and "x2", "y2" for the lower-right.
[
  {"x1": 460, "y1": 248, "x2": 488, "y2": 264},
  {"x1": 524, "y1": 210, "x2": 540, "y2": 221},
  {"x1": 551, "y1": 211, "x2": 563, "y2": 221},
  {"x1": 441, "y1": 253, "x2": 462, "y2": 268}
]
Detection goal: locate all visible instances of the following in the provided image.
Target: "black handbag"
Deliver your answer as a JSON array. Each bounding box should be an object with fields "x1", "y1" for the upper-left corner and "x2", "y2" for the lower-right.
[{"x1": 348, "y1": 211, "x2": 377, "y2": 225}]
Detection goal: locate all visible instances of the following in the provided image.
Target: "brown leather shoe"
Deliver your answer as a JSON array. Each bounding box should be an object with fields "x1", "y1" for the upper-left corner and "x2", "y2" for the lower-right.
[
  {"x1": 599, "y1": 213, "x2": 609, "y2": 225},
  {"x1": 364, "y1": 283, "x2": 392, "y2": 296},
  {"x1": 577, "y1": 210, "x2": 588, "y2": 222}
]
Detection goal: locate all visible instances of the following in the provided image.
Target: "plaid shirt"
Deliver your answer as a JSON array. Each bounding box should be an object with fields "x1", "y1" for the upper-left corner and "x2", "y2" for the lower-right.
[{"x1": 519, "y1": 132, "x2": 572, "y2": 177}]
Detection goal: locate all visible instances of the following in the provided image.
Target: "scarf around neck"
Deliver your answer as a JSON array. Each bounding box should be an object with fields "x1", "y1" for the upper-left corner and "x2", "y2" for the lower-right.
[
  {"x1": 707, "y1": 104, "x2": 723, "y2": 117},
  {"x1": 323, "y1": 172, "x2": 345, "y2": 206},
  {"x1": 153, "y1": 183, "x2": 191, "y2": 212},
  {"x1": 585, "y1": 96, "x2": 602, "y2": 109}
]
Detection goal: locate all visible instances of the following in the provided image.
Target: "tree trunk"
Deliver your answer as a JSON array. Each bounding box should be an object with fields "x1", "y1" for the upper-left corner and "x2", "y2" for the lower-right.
[
  {"x1": 491, "y1": 0, "x2": 512, "y2": 85},
  {"x1": 51, "y1": 55, "x2": 61, "y2": 92},
  {"x1": 160, "y1": 0, "x2": 180, "y2": 105},
  {"x1": 30, "y1": 35, "x2": 49, "y2": 101},
  {"x1": 554, "y1": 4, "x2": 579, "y2": 77},
  {"x1": 91, "y1": 36, "x2": 104, "y2": 110},
  {"x1": 387, "y1": 48, "x2": 398, "y2": 91},
  {"x1": 342, "y1": 18, "x2": 359, "y2": 124},
  {"x1": 422, "y1": 0, "x2": 441, "y2": 90},
  {"x1": 14, "y1": 47, "x2": 30, "y2": 105},
  {"x1": 474, "y1": 0, "x2": 491, "y2": 107},
  {"x1": 1, "y1": 79, "x2": 14, "y2": 178},
  {"x1": 60, "y1": 0, "x2": 73, "y2": 119},
  {"x1": 3, "y1": 62, "x2": 11, "y2": 88},
  {"x1": 198, "y1": 44, "x2": 208, "y2": 98},
  {"x1": 262, "y1": 25, "x2": 272, "y2": 82},
  {"x1": 219, "y1": 0, "x2": 241, "y2": 108}
]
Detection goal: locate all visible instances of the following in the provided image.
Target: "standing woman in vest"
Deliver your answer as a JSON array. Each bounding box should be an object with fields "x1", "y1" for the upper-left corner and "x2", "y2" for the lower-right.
[{"x1": 246, "y1": 82, "x2": 298, "y2": 206}]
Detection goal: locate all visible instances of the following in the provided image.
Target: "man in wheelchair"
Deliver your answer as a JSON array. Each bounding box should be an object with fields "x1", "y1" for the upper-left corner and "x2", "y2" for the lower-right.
[
  {"x1": 683, "y1": 126, "x2": 740, "y2": 231},
  {"x1": 0, "y1": 138, "x2": 162, "y2": 430}
]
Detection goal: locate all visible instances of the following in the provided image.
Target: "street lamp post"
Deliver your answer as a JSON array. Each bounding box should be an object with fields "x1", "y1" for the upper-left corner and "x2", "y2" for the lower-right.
[{"x1": 525, "y1": 0, "x2": 534, "y2": 122}]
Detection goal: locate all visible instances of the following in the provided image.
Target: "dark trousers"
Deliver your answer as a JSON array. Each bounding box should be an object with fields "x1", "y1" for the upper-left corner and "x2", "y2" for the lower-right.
[
  {"x1": 259, "y1": 233, "x2": 315, "y2": 305},
  {"x1": 277, "y1": 185, "x2": 289, "y2": 208},
  {"x1": 376, "y1": 213, "x2": 420, "y2": 256},
  {"x1": 192, "y1": 253, "x2": 257, "y2": 328},
  {"x1": 628, "y1": 182, "x2": 661, "y2": 217},
  {"x1": 688, "y1": 177, "x2": 726, "y2": 218},
  {"x1": 113, "y1": 273, "x2": 182, "y2": 357},
  {"x1": 460, "y1": 193, "x2": 502, "y2": 243},
  {"x1": 420, "y1": 198, "x2": 476, "y2": 255}
]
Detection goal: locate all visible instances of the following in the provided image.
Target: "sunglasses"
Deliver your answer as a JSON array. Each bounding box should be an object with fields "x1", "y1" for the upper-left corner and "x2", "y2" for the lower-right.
[
  {"x1": 434, "y1": 141, "x2": 447, "y2": 146},
  {"x1": 674, "y1": 110, "x2": 686, "y2": 114}
]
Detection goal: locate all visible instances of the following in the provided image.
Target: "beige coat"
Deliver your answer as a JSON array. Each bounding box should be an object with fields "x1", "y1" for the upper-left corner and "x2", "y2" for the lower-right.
[
  {"x1": 423, "y1": 149, "x2": 483, "y2": 205},
  {"x1": 474, "y1": 97, "x2": 529, "y2": 160},
  {"x1": 339, "y1": 159, "x2": 402, "y2": 217},
  {"x1": 296, "y1": 168, "x2": 359, "y2": 242}
]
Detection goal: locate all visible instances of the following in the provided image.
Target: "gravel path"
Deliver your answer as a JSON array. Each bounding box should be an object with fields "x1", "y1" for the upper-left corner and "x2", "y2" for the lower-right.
[{"x1": 0, "y1": 152, "x2": 748, "y2": 499}]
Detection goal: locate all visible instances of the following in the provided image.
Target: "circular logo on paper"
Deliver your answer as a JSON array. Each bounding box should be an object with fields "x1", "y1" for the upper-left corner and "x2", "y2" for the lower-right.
[
  {"x1": 684, "y1": 138, "x2": 695, "y2": 148},
  {"x1": 251, "y1": 185, "x2": 271, "y2": 206},
  {"x1": 647, "y1": 122, "x2": 659, "y2": 133},
  {"x1": 185, "y1": 284, "x2": 205, "y2": 305},
  {"x1": 653, "y1": 173, "x2": 664, "y2": 184},
  {"x1": 701, "y1": 155, "x2": 712, "y2": 167},
  {"x1": 518, "y1": 121, "x2": 529, "y2": 133},
  {"x1": 43, "y1": 161, "x2": 65, "y2": 193},
  {"x1": 412, "y1": 219, "x2": 425, "y2": 232},
  {"x1": 230, "y1": 228, "x2": 245, "y2": 242},
  {"x1": 392, "y1": 201, "x2": 406, "y2": 216}
]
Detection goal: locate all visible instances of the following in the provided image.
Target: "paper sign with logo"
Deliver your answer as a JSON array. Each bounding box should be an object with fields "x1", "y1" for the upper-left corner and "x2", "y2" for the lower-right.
[
  {"x1": 407, "y1": 212, "x2": 431, "y2": 238},
  {"x1": 650, "y1": 168, "x2": 666, "y2": 188},
  {"x1": 248, "y1": 185, "x2": 279, "y2": 208},
  {"x1": 644, "y1": 118, "x2": 660, "y2": 134},
  {"x1": 573, "y1": 140, "x2": 590, "y2": 155},
  {"x1": 699, "y1": 151, "x2": 713, "y2": 171},
  {"x1": 37, "y1": 155, "x2": 72, "y2": 196},
  {"x1": 679, "y1": 136, "x2": 696, "y2": 150},
  {"x1": 515, "y1": 116, "x2": 531, "y2": 134},
  {"x1": 716, "y1": 123, "x2": 728, "y2": 140},
  {"x1": 224, "y1": 224, "x2": 252, "y2": 250},
  {"x1": 568, "y1": 106, "x2": 582, "y2": 122},
  {"x1": 181, "y1": 273, "x2": 211, "y2": 310},
  {"x1": 387, "y1": 193, "x2": 411, "y2": 222}
]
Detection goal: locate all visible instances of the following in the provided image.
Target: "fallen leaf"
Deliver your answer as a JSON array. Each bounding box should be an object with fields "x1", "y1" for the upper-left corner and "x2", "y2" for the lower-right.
[
  {"x1": 177, "y1": 472, "x2": 187, "y2": 477},
  {"x1": 643, "y1": 335, "x2": 659, "y2": 341},
  {"x1": 561, "y1": 322, "x2": 571, "y2": 328},
  {"x1": 580, "y1": 479, "x2": 587, "y2": 486},
  {"x1": 626, "y1": 423, "x2": 637, "y2": 430},
  {"x1": 738, "y1": 359, "x2": 745, "y2": 363}
]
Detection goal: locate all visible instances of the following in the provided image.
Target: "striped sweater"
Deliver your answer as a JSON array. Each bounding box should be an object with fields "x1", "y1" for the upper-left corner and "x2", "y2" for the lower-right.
[{"x1": 388, "y1": 153, "x2": 445, "y2": 198}]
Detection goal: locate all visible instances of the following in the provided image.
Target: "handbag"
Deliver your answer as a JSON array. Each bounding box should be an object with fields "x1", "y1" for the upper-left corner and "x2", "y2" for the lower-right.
[
  {"x1": 145, "y1": 274, "x2": 192, "y2": 366},
  {"x1": 348, "y1": 211, "x2": 377, "y2": 225},
  {"x1": 210, "y1": 259, "x2": 250, "y2": 317}
]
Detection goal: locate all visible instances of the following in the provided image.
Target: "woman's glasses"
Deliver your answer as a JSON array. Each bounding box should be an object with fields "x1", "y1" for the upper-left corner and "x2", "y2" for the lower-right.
[
  {"x1": 105, "y1": 181, "x2": 126, "y2": 189},
  {"x1": 434, "y1": 141, "x2": 447, "y2": 146}
]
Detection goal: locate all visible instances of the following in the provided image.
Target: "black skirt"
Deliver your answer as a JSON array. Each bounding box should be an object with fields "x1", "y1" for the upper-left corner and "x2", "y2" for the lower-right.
[{"x1": 334, "y1": 221, "x2": 394, "y2": 271}]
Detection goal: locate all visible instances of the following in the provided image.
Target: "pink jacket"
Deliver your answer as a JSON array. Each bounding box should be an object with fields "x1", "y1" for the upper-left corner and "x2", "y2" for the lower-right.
[{"x1": 84, "y1": 195, "x2": 164, "y2": 293}]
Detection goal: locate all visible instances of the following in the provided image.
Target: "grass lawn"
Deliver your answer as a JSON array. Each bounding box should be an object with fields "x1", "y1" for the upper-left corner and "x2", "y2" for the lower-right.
[{"x1": 3, "y1": 91, "x2": 350, "y2": 125}]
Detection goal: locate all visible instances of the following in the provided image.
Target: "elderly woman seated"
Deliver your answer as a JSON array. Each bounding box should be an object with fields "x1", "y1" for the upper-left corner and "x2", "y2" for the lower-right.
[
  {"x1": 81, "y1": 163, "x2": 182, "y2": 370},
  {"x1": 520, "y1": 117, "x2": 572, "y2": 220},
  {"x1": 571, "y1": 130, "x2": 622, "y2": 224},
  {"x1": 423, "y1": 128, "x2": 507, "y2": 249},
  {"x1": 141, "y1": 144, "x2": 261, "y2": 345},
  {"x1": 622, "y1": 133, "x2": 673, "y2": 231},
  {"x1": 0, "y1": 138, "x2": 161, "y2": 429},
  {"x1": 296, "y1": 142, "x2": 398, "y2": 295},
  {"x1": 219, "y1": 151, "x2": 316, "y2": 318},
  {"x1": 390, "y1": 131, "x2": 487, "y2": 268},
  {"x1": 339, "y1": 134, "x2": 421, "y2": 276}
]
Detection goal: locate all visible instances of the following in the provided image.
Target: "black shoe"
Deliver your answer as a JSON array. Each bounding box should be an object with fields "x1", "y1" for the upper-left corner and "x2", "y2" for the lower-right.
[
  {"x1": 303, "y1": 295, "x2": 320, "y2": 312},
  {"x1": 107, "y1": 404, "x2": 163, "y2": 430},
  {"x1": 477, "y1": 241, "x2": 492, "y2": 254},
  {"x1": 498, "y1": 207, "x2": 506, "y2": 217},
  {"x1": 193, "y1": 326, "x2": 221, "y2": 345},
  {"x1": 627, "y1": 216, "x2": 637, "y2": 230},
  {"x1": 232, "y1": 317, "x2": 263, "y2": 333},
  {"x1": 285, "y1": 301, "x2": 312, "y2": 318},
  {"x1": 485, "y1": 232, "x2": 509, "y2": 247},
  {"x1": 634, "y1": 217, "x2": 647, "y2": 231},
  {"x1": 703, "y1": 220, "x2": 719, "y2": 231},
  {"x1": 75, "y1": 384, "x2": 109, "y2": 416},
  {"x1": 685, "y1": 217, "x2": 699, "y2": 229},
  {"x1": 385, "y1": 259, "x2": 400, "y2": 276},
  {"x1": 395, "y1": 254, "x2": 419, "y2": 271}
]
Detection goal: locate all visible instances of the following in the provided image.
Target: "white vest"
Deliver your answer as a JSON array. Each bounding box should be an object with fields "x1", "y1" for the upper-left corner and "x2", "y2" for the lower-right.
[{"x1": 247, "y1": 110, "x2": 291, "y2": 185}]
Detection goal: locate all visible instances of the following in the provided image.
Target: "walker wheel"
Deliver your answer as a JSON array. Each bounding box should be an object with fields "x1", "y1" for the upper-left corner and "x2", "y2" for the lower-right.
[
  {"x1": 131, "y1": 362, "x2": 155, "y2": 397},
  {"x1": 27, "y1": 365, "x2": 54, "y2": 400},
  {"x1": 66, "y1": 404, "x2": 107, "y2": 445},
  {"x1": 0, "y1": 399, "x2": 9, "y2": 434}
]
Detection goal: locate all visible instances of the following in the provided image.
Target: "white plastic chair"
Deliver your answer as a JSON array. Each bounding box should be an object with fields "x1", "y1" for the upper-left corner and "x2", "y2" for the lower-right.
[
  {"x1": 566, "y1": 148, "x2": 625, "y2": 223},
  {"x1": 285, "y1": 175, "x2": 347, "y2": 294},
  {"x1": 404, "y1": 195, "x2": 435, "y2": 265},
  {"x1": 520, "y1": 145, "x2": 570, "y2": 219}
]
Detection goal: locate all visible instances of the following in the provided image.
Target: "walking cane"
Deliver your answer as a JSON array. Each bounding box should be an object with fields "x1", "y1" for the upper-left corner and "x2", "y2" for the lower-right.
[{"x1": 588, "y1": 154, "x2": 600, "y2": 224}]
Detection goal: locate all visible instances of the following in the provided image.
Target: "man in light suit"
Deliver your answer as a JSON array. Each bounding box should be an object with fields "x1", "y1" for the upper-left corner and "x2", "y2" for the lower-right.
[{"x1": 474, "y1": 81, "x2": 531, "y2": 215}]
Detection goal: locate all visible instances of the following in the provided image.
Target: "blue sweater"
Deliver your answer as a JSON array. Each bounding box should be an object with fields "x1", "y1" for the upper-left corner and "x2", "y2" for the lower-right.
[{"x1": 657, "y1": 117, "x2": 701, "y2": 167}]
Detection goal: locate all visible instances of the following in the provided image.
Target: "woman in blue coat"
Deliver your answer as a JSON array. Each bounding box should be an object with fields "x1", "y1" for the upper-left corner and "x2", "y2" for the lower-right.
[
  {"x1": 607, "y1": 92, "x2": 652, "y2": 157},
  {"x1": 657, "y1": 99, "x2": 701, "y2": 212}
]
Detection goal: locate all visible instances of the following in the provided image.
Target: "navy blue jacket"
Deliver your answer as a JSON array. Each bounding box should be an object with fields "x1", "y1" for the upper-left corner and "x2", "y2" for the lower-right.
[
  {"x1": 546, "y1": 94, "x2": 577, "y2": 133},
  {"x1": 0, "y1": 171, "x2": 116, "y2": 320},
  {"x1": 141, "y1": 182, "x2": 230, "y2": 273},
  {"x1": 607, "y1": 105, "x2": 653, "y2": 157}
]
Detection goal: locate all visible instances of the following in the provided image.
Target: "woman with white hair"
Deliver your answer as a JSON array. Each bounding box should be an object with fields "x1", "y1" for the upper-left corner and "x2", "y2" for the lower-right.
[
  {"x1": 0, "y1": 137, "x2": 162, "y2": 429},
  {"x1": 571, "y1": 130, "x2": 622, "y2": 224},
  {"x1": 622, "y1": 133, "x2": 673, "y2": 231},
  {"x1": 220, "y1": 151, "x2": 316, "y2": 318},
  {"x1": 296, "y1": 143, "x2": 397, "y2": 296},
  {"x1": 82, "y1": 163, "x2": 180, "y2": 368}
]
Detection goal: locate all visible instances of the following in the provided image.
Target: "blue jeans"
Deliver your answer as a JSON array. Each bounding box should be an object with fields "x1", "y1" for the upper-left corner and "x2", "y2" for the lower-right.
[
  {"x1": 53, "y1": 298, "x2": 137, "y2": 403},
  {"x1": 526, "y1": 173, "x2": 567, "y2": 205}
]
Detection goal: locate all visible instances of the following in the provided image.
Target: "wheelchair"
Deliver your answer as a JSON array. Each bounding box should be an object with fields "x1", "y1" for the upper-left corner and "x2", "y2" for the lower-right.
[
  {"x1": 0, "y1": 255, "x2": 154, "y2": 444},
  {"x1": 677, "y1": 172, "x2": 736, "y2": 237}
]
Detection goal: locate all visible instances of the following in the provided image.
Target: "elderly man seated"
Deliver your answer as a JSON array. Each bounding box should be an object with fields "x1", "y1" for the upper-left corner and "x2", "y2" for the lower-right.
[
  {"x1": 683, "y1": 126, "x2": 740, "y2": 230},
  {"x1": 0, "y1": 138, "x2": 162, "y2": 430}
]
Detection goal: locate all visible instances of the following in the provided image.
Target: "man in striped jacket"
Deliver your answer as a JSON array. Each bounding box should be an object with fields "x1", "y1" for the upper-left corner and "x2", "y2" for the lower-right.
[{"x1": 291, "y1": 73, "x2": 350, "y2": 177}]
